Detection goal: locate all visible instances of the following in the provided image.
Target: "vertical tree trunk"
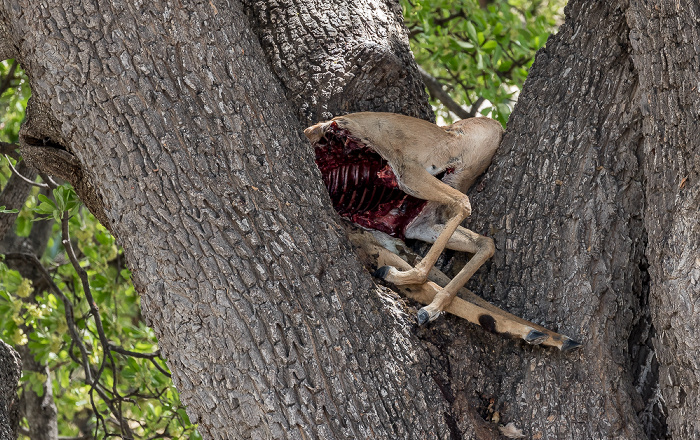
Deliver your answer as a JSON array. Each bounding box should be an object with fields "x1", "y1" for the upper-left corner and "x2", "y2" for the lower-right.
[
  {"x1": 15, "y1": 345, "x2": 59, "y2": 440},
  {"x1": 0, "y1": 162, "x2": 36, "y2": 240},
  {"x1": 626, "y1": 3, "x2": 700, "y2": 438},
  {"x1": 0, "y1": 340, "x2": 20, "y2": 440},
  {"x1": 451, "y1": 1, "x2": 651, "y2": 438}
]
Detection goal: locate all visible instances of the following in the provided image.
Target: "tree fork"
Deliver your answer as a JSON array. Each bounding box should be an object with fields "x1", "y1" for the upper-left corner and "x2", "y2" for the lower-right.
[{"x1": 0, "y1": 0, "x2": 455, "y2": 438}]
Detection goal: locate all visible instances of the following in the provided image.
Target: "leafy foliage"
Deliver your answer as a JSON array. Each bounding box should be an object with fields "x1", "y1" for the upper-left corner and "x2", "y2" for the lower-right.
[
  {"x1": 0, "y1": 60, "x2": 30, "y2": 144},
  {"x1": 403, "y1": 0, "x2": 565, "y2": 125}
]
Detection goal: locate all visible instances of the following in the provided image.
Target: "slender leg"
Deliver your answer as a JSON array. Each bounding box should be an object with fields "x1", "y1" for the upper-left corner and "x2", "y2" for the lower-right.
[
  {"x1": 347, "y1": 229, "x2": 582, "y2": 351},
  {"x1": 375, "y1": 163, "x2": 472, "y2": 286},
  {"x1": 405, "y1": 225, "x2": 495, "y2": 323}
]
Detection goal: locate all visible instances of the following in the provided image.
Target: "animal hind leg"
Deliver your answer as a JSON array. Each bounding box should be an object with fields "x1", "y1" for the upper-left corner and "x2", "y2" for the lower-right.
[
  {"x1": 375, "y1": 162, "x2": 472, "y2": 287},
  {"x1": 404, "y1": 224, "x2": 494, "y2": 324}
]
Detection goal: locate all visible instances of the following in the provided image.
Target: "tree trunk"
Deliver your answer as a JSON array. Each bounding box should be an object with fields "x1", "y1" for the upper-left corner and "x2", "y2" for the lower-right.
[
  {"x1": 2, "y1": 0, "x2": 451, "y2": 438},
  {"x1": 0, "y1": 161, "x2": 36, "y2": 240},
  {"x1": 461, "y1": 1, "x2": 651, "y2": 437},
  {"x1": 0, "y1": 340, "x2": 21, "y2": 440},
  {"x1": 0, "y1": 0, "x2": 697, "y2": 439},
  {"x1": 626, "y1": 3, "x2": 700, "y2": 438},
  {"x1": 240, "y1": 0, "x2": 433, "y2": 126}
]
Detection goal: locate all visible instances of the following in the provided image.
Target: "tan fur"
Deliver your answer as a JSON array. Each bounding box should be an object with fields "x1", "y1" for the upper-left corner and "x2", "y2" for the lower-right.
[
  {"x1": 306, "y1": 112, "x2": 502, "y2": 322},
  {"x1": 306, "y1": 112, "x2": 580, "y2": 350},
  {"x1": 347, "y1": 229, "x2": 578, "y2": 350}
]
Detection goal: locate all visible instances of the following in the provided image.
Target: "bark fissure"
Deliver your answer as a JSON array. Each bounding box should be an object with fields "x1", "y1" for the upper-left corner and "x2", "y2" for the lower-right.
[{"x1": 626, "y1": 2, "x2": 700, "y2": 436}]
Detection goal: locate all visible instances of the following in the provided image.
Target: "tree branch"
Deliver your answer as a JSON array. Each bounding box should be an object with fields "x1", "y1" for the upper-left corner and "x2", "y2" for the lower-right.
[
  {"x1": 0, "y1": 142, "x2": 21, "y2": 160},
  {"x1": 417, "y1": 66, "x2": 476, "y2": 119},
  {"x1": 60, "y1": 213, "x2": 136, "y2": 439},
  {"x1": 108, "y1": 344, "x2": 171, "y2": 378},
  {"x1": 4, "y1": 156, "x2": 48, "y2": 188},
  {"x1": 0, "y1": 59, "x2": 18, "y2": 97}
]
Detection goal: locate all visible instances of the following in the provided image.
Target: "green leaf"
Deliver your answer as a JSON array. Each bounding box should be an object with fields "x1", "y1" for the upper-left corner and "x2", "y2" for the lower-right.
[
  {"x1": 466, "y1": 21, "x2": 478, "y2": 44},
  {"x1": 0, "y1": 205, "x2": 18, "y2": 213},
  {"x1": 482, "y1": 40, "x2": 498, "y2": 51},
  {"x1": 455, "y1": 39, "x2": 474, "y2": 50}
]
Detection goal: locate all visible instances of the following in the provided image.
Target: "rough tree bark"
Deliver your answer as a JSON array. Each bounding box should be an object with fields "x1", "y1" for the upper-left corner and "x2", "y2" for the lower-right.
[
  {"x1": 626, "y1": 3, "x2": 700, "y2": 437},
  {"x1": 459, "y1": 1, "x2": 697, "y2": 438},
  {"x1": 2, "y1": 0, "x2": 449, "y2": 438},
  {"x1": 0, "y1": 340, "x2": 20, "y2": 439},
  {"x1": 0, "y1": 0, "x2": 697, "y2": 439}
]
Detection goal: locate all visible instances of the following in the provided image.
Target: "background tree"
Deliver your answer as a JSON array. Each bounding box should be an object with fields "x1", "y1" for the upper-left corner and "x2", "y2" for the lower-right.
[
  {"x1": 403, "y1": 0, "x2": 565, "y2": 124},
  {"x1": 0, "y1": 0, "x2": 697, "y2": 440}
]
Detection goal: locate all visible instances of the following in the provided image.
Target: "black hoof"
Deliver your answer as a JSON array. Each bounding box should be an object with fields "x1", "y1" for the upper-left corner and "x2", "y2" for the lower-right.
[
  {"x1": 373, "y1": 266, "x2": 392, "y2": 280},
  {"x1": 417, "y1": 308, "x2": 430, "y2": 325},
  {"x1": 561, "y1": 338, "x2": 583, "y2": 353},
  {"x1": 524, "y1": 330, "x2": 548, "y2": 345}
]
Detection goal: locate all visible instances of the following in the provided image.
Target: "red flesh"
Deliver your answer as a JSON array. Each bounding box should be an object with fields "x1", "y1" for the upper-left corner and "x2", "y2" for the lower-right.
[{"x1": 313, "y1": 122, "x2": 428, "y2": 239}]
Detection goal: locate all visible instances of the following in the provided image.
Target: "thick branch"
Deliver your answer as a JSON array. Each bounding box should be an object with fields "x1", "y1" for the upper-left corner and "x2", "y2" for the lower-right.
[
  {"x1": 0, "y1": 59, "x2": 17, "y2": 96},
  {"x1": 0, "y1": 160, "x2": 37, "y2": 240},
  {"x1": 0, "y1": 142, "x2": 20, "y2": 160}
]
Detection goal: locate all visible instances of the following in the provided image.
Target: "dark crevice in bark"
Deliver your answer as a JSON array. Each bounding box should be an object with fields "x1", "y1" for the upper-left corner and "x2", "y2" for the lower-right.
[
  {"x1": 23, "y1": 135, "x2": 67, "y2": 151},
  {"x1": 627, "y1": 238, "x2": 669, "y2": 439},
  {"x1": 416, "y1": 329, "x2": 464, "y2": 440},
  {"x1": 19, "y1": 131, "x2": 111, "y2": 229}
]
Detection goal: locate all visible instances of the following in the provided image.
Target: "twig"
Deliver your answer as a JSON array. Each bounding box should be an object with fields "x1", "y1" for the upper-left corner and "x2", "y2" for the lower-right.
[
  {"x1": 4, "y1": 156, "x2": 48, "y2": 188},
  {"x1": 418, "y1": 66, "x2": 474, "y2": 119},
  {"x1": 408, "y1": 10, "x2": 466, "y2": 38},
  {"x1": 61, "y1": 212, "x2": 136, "y2": 439},
  {"x1": 39, "y1": 172, "x2": 60, "y2": 190},
  {"x1": 4, "y1": 252, "x2": 94, "y2": 383},
  {"x1": 109, "y1": 344, "x2": 171, "y2": 378}
]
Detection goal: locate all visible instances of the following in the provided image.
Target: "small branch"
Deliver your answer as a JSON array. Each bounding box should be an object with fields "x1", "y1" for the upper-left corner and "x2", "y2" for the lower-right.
[
  {"x1": 107, "y1": 344, "x2": 161, "y2": 360},
  {"x1": 109, "y1": 344, "x2": 171, "y2": 378},
  {"x1": 61, "y1": 213, "x2": 116, "y2": 383},
  {"x1": 61, "y1": 212, "x2": 136, "y2": 439},
  {"x1": 4, "y1": 156, "x2": 48, "y2": 188},
  {"x1": 434, "y1": 10, "x2": 466, "y2": 27},
  {"x1": 417, "y1": 66, "x2": 473, "y2": 119},
  {"x1": 39, "y1": 173, "x2": 61, "y2": 190},
  {"x1": 469, "y1": 97, "x2": 485, "y2": 115},
  {"x1": 408, "y1": 10, "x2": 466, "y2": 38},
  {"x1": 3, "y1": 252, "x2": 94, "y2": 383},
  {"x1": 0, "y1": 161, "x2": 36, "y2": 241}
]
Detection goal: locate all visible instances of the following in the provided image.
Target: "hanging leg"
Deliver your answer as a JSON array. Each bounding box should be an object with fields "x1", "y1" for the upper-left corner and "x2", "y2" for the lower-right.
[
  {"x1": 375, "y1": 163, "x2": 473, "y2": 286},
  {"x1": 404, "y1": 224, "x2": 494, "y2": 323}
]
